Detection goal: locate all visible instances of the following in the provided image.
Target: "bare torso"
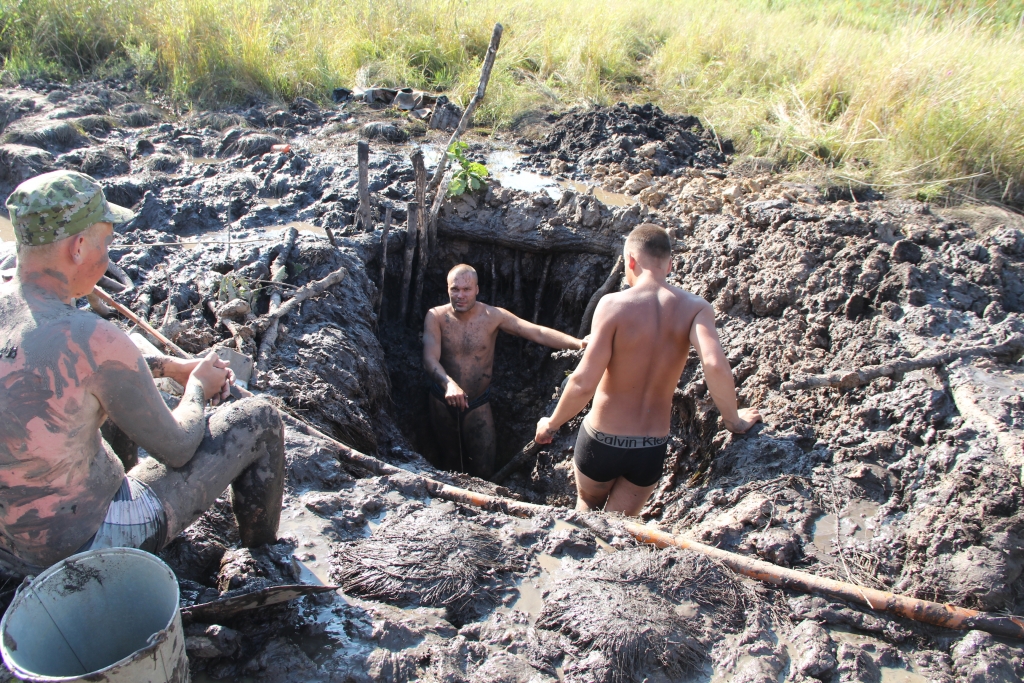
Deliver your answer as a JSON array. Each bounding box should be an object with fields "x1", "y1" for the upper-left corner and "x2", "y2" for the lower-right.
[
  {"x1": 0, "y1": 281, "x2": 124, "y2": 565},
  {"x1": 588, "y1": 281, "x2": 704, "y2": 437},
  {"x1": 0, "y1": 278, "x2": 207, "y2": 566},
  {"x1": 430, "y1": 302, "x2": 504, "y2": 399}
]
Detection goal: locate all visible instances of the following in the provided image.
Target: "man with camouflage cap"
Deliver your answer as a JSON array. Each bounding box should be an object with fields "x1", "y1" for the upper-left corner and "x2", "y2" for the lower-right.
[{"x1": 0, "y1": 170, "x2": 286, "y2": 572}]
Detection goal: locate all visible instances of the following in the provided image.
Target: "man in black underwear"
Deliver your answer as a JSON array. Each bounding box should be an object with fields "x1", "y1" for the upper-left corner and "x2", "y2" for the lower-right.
[
  {"x1": 535, "y1": 224, "x2": 761, "y2": 515},
  {"x1": 423, "y1": 264, "x2": 585, "y2": 478}
]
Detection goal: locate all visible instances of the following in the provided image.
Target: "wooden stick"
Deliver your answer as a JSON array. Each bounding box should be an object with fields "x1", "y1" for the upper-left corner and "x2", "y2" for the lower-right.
[
  {"x1": 256, "y1": 227, "x2": 298, "y2": 379},
  {"x1": 426, "y1": 168, "x2": 452, "y2": 259},
  {"x1": 490, "y1": 440, "x2": 543, "y2": 484},
  {"x1": 91, "y1": 287, "x2": 189, "y2": 359},
  {"x1": 781, "y1": 334, "x2": 1024, "y2": 391},
  {"x1": 375, "y1": 205, "x2": 392, "y2": 316},
  {"x1": 532, "y1": 254, "x2": 552, "y2": 323},
  {"x1": 413, "y1": 189, "x2": 434, "y2": 322},
  {"x1": 280, "y1": 411, "x2": 1024, "y2": 641},
  {"x1": 265, "y1": 265, "x2": 347, "y2": 323},
  {"x1": 578, "y1": 255, "x2": 624, "y2": 338},
  {"x1": 356, "y1": 140, "x2": 371, "y2": 232},
  {"x1": 399, "y1": 203, "x2": 419, "y2": 323},
  {"x1": 426, "y1": 23, "x2": 503, "y2": 196},
  {"x1": 412, "y1": 149, "x2": 427, "y2": 254}
]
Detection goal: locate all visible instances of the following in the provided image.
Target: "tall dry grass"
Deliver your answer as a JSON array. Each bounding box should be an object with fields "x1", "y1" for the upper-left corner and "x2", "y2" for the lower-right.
[{"x1": 0, "y1": 0, "x2": 1022, "y2": 204}]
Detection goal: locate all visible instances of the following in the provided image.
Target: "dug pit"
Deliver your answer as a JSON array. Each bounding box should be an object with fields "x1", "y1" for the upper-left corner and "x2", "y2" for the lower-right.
[{"x1": 3, "y1": 80, "x2": 1024, "y2": 682}]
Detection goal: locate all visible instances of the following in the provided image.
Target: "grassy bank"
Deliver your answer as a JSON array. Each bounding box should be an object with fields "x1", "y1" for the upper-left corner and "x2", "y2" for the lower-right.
[{"x1": 1, "y1": 0, "x2": 1023, "y2": 205}]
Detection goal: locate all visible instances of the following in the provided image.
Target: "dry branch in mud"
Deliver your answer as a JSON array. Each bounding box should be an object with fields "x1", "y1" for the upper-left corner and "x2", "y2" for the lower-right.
[
  {"x1": 782, "y1": 334, "x2": 1024, "y2": 391},
  {"x1": 330, "y1": 504, "x2": 523, "y2": 619},
  {"x1": 537, "y1": 547, "x2": 751, "y2": 682}
]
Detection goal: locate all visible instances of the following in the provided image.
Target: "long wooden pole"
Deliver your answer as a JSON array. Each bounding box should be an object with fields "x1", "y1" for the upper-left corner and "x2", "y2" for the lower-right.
[
  {"x1": 426, "y1": 23, "x2": 503, "y2": 196},
  {"x1": 281, "y1": 411, "x2": 1024, "y2": 641},
  {"x1": 91, "y1": 287, "x2": 189, "y2": 359}
]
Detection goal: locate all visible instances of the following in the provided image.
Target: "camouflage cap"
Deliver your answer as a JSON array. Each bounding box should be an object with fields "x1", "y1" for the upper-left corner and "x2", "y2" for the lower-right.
[{"x1": 5, "y1": 170, "x2": 135, "y2": 246}]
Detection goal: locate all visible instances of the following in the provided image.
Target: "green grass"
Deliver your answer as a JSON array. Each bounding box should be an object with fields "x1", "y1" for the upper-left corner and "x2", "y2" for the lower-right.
[{"x1": 1, "y1": 0, "x2": 1023, "y2": 206}]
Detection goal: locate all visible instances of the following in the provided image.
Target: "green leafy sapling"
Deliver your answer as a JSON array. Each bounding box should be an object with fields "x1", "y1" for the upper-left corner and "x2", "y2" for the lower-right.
[{"x1": 446, "y1": 141, "x2": 489, "y2": 197}]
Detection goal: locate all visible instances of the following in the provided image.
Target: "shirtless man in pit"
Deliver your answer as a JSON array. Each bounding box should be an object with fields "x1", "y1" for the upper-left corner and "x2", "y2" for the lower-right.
[
  {"x1": 423, "y1": 264, "x2": 586, "y2": 478},
  {"x1": 0, "y1": 170, "x2": 285, "y2": 573},
  {"x1": 535, "y1": 223, "x2": 762, "y2": 515}
]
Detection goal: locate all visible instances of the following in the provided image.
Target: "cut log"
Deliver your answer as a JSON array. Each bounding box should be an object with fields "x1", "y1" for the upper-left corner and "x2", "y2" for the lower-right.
[
  {"x1": 426, "y1": 23, "x2": 503, "y2": 196},
  {"x1": 399, "y1": 203, "x2": 419, "y2": 323},
  {"x1": 438, "y1": 215, "x2": 622, "y2": 255},
  {"x1": 781, "y1": 334, "x2": 1024, "y2": 391},
  {"x1": 578, "y1": 255, "x2": 624, "y2": 337}
]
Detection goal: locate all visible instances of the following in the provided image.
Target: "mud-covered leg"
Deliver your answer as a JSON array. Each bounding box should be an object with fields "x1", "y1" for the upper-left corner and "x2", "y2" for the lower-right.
[
  {"x1": 131, "y1": 396, "x2": 285, "y2": 548},
  {"x1": 429, "y1": 393, "x2": 463, "y2": 472},
  {"x1": 604, "y1": 479, "x2": 658, "y2": 517},
  {"x1": 461, "y1": 403, "x2": 496, "y2": 479},
  {"x1": 573, "y1": 465, "x2": 615, "y2": 511}
]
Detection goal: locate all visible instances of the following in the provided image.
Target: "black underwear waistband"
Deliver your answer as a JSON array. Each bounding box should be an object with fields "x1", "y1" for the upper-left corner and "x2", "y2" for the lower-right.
[{"x1": 582, "y1": 416, "x2": 669, "y2": 449}]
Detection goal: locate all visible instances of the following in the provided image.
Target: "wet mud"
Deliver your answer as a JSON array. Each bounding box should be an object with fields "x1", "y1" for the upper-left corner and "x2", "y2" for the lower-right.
[{"x1": 2, "y1": 75, "x2": 1024, "y2": 681}]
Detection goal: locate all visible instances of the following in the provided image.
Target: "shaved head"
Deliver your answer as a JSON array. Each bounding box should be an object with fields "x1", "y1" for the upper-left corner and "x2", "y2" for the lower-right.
[
  {"x1": 624, "y1": 223, "x2": 672, "y2": 263},
  {"x1": 448, "y1": 264, "x2": 478, "y2": 284},
  {"x1": 447, "y1": 264, "x2": 479, "y2": 312}
]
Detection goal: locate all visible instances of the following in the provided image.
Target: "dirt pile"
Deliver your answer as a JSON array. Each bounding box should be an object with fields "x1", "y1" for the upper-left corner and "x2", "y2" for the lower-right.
[{"x1": 522, "y1": 102, "x2": 728, "y2": 178}]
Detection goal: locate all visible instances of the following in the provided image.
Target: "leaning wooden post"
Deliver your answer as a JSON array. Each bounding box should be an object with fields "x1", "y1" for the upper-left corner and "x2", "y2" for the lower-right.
[
  {"x1": 412, "y1": 150, "x2": 427, "y2": 254},
  {"x1": 427, "y1": 24, "x2": 503, "y2": 196},
  {"x1": 375, "y1": 205, "x2": 392, "y2": 317},
  {"x1": 398, "y1": 202, "x2": 419, "y2": 323},
  {"x1": 578, "y1": 255, "x2": 624, "y2": 338},
  {"x1": 412, "y1": 188, "x2": 434, "y2": 322},
  {"x1": 512, "y1": 250, "x2": 523, "y2": 315},
  {"x1": 356, "y1": 140, "x2": 371, "y2": 232}
]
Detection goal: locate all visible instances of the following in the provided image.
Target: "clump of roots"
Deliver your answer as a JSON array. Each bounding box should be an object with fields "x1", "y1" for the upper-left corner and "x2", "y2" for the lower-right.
[
  {"x1": 537, "y1": 547, "x2": 751, "y2": 683},
  {"x1": 331, "y1": 504, "x2": 523, "y2": 619}
]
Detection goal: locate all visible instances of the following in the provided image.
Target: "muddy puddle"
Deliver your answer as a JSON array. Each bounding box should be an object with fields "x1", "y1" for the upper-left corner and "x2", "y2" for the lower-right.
[{"x1": 810, "y1": 499, "x2": 880, "y2": 556}]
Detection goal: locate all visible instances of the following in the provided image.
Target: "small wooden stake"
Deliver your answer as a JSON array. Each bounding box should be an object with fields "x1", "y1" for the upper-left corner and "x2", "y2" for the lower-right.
[
  {"x1": 399, "y1": 202, "x2": 419, "y2": 323},
  {"x1": 356, "y1": 140, "x2": 371, "y2": 232},
  {"x1": 375, "y1": 206, "x2": 392, "y2": 316},
  {"x1": 532, "y1": 254, "x2": 552, "y2": 323}
]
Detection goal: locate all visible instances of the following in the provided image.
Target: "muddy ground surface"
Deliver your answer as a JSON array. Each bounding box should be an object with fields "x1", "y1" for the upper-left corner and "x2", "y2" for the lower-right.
[{"x1": 2, "y1": 79, "x2": 1024, "y2": 681}]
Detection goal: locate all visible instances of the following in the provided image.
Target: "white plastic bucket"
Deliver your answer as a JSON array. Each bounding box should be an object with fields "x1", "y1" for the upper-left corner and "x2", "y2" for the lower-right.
[{"x1": 0, "y1": 547, "x2": 188, "y2": 683}]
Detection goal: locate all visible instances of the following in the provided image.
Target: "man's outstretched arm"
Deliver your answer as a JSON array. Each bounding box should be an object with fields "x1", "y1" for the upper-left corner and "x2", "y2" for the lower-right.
[
  {"x1": 689, "y1": 304, "x2": 761, "y2": 433},
  {"x1": 535, "y1": 300, "x2": 614, "y2": 443},
  {"x1": 88, "y1": 324, "x2": 233, "y2": 468},
  {"x1": 497, "y1": 309, "x2": 585, "y2": 350},
  {"x1": 422, "y1": 309, "x2": 468, "y2": 410}
]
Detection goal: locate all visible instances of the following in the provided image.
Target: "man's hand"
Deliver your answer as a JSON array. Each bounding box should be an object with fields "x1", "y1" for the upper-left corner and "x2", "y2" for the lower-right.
[
  {"x1": 578, "y1": 335, "x2": 590, "y2": 351},
  {"x1": 188, "y1": 351, "x2": 233, "y2": 404},
  {"x1": 445, "y1": 380, "x2": 469, "y2": 411},
  {"x1": 724, "y1": 407, "x2": 763, "y2": 434},
  {"x1": 535, "y1": 416, "x2": 558, "y2": 444}
]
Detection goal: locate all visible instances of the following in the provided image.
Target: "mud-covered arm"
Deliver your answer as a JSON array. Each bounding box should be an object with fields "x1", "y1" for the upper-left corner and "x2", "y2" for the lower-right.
[
  {"x1": 91, "y1": 325, "x2": 206, "y2": 468},
  {"x1": 690, "y1": 304, "x2": 759, "y2": 433},
  {"x1": 536, "y1": 300, "x2": 614, "y2": 442},
  {"x1": 144, "y1": 354, "x2": 198, "y2": 385},
  {"x1": 422, "y1": 310, "x2": 451, "y2": 387},
  {"x1": 497, "y1": 309, "x2": 584, "y2": 350}
]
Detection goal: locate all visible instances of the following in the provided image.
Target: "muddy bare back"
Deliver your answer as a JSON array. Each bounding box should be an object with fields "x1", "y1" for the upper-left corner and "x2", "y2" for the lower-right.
[
  {"x1": 0, "y1": 279, "x2": 205, "y2": 565},
  {"x1": 588, "y1": 284, "x2": 704, "y2": 437}
]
